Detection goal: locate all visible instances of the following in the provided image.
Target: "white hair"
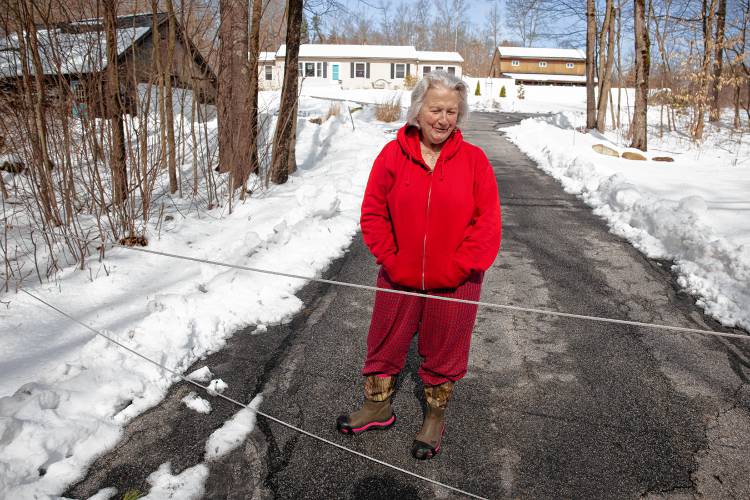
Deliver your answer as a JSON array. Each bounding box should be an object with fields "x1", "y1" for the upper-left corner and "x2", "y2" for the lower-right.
[{"x1": 405, "y1": 70, "x2": 469, "y2": 128}]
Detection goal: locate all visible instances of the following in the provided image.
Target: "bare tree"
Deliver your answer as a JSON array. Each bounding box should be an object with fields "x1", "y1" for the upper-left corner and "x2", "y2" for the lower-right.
[
  {"x1": 103, "y1": 0, "x2": 128, "y2": 205},
  {"x1": 596, "y1": 0, "x2": 616, "y2": 132},
  {"x1": 505, "y1": 0, "x2": 549, "y2": 47},
  {"x1": 692, "y1": 0, "x2": 718, "y2": 139},
  {"x1": 485, "y1": 0, "x2": 502, "y2": 49},
  {"x1": 709, "y1": 0, "x2": 727, "y2": 121},
  {"x1": 247, "y1": 0, "x2": 262, "y2": 190},
  {"x1": 631, "y1": 0, "x2": 650, "y2": 150},
  {"x1": 586, "y1": 0, "x2": 597, "y2": 129},
  {"x1": 218, "y1": 0, "x2": 252, "y2": 194},
  {"x1": 269, "y1": 0, "x2": 303, "y2": 185}
]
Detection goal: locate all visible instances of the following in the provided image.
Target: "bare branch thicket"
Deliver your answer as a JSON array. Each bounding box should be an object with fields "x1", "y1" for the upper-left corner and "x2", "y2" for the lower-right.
[{"x1": 0, "y1": 0, "x2": 273, "y2": 289}]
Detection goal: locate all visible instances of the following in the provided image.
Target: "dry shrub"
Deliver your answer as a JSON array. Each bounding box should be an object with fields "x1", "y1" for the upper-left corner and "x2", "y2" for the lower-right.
[
  {"x1": 403, "y1": 74, "x2": 418, "y2": 89},
  {"x1": 374, "y1": 97, "x2": 402, "y2": 122},
  {"x1": 325, "y1": 102, "x2": 341, "y2": 121}
]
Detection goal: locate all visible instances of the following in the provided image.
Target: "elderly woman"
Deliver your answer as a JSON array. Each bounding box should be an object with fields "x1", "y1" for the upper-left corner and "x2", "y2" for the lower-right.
[{"x1": 336, "y1": 71, "x2": 501, "y2": 460}]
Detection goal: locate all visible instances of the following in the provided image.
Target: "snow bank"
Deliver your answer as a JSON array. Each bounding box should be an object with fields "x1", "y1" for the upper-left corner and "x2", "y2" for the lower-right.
[{"x1": 504, "y1": 114, "x2": 750, "y2": 331}]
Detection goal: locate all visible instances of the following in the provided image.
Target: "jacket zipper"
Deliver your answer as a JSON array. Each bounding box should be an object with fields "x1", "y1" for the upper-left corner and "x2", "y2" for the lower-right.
[{"x1": 422, "y1": 172, "x2": 433, "y2": 290}]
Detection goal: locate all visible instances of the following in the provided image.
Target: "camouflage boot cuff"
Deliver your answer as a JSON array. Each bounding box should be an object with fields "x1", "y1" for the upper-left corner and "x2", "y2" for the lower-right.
[
  {"x1": 424, "y1": 381, "x2": 455, "y2": 409},
  {"x1": 364, "y1": 375, "x2": 396, "y2": 402}
]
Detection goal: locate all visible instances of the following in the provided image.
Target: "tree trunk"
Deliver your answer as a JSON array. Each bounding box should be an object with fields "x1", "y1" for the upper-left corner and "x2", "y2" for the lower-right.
[
  {"x1": 18, "y1": 3, "x2": 60, "y2": 226},
  {"x1": 165, "y1": 1, "x2": 179, "y2": 193},
  {"x1": 104, "y1": 0, "x2": 128, "y2": 205},
  {"x1": 630, "y1": 0, "x2": 650, "y2": 151},
  {"x1": 596, "y1": 0, "x2": 615, "y2": 132},
  {"x1": 709, "y1": 0, "x2": 727, "y2": 122},
  {"x1": 246, "y1": 0, "x2": 262, "y2": 195},
  {"x1": 218, "y1": 0, "x2": 252, "y2": 191},
  {"x1": 733, "y1": 81, "x2": 741, "y2": 129},
  {"x1": 586, "y1": 0, "x2": 597, "y2": 129},
  {"x1": 269, "y1": 0, "x2": 303, "y2": 185},
  {"x1": 692, "y1": 0, "x2": 718, "y2": 140}
]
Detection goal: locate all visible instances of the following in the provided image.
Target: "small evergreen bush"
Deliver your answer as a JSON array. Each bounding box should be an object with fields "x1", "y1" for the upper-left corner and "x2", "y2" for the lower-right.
[
  {"x1": 500, "y1": 85, "x2": 506, "y2": 97},
  {"x1": 474, "y1": 81, "x2": 481, "y2": 96}
]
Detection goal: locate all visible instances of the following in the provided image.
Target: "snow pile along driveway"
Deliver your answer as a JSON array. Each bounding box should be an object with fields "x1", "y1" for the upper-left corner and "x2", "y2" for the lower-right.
[
  {"x1": 504, "y1": 114, "x2": 750, "y2": 332},
  {"x1": 0, "y1": 106, "x2": 388, "y2": 497}
]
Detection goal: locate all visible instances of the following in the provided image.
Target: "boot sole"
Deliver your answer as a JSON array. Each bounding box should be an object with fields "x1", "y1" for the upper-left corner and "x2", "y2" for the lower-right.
[{"x1": 337, "y1": 414, "x2": 397, "y2": 435}]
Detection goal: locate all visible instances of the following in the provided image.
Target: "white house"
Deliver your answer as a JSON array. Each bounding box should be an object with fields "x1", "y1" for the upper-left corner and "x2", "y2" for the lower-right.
[
  {"x1": 259, "y1": 51, "x2": 279, "y2": 90},
  {"x1": 259, "y1": 44, "x2": 463, "y2": 90}
]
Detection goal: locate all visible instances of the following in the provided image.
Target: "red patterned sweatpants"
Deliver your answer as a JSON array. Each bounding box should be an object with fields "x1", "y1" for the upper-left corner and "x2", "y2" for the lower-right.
[{"x1": 362, "y1": 267, "x2": 484, "y2": 386}]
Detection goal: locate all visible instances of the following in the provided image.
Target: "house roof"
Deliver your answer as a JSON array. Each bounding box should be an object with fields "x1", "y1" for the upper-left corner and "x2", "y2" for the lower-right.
[
  {"x1": 503, "y1": 72, "x2": 588, "y2": 83},
  {"x1": 0, "y1": 13, "x2": 214, "y2": 82},
  {"x1": 259, "y1": 51, "x2": 276, "y2": 62},
  {"x1": 416, "y1": 51, "x2": 463, "y2": 63},
  {"x1": 277, "y1": 44, "x2": 419, "y2": 60},
  {"x1": 0, "y1": 26, "x2": 150, "y2": 78},
  {"x1": 497, "y1": 46, "x2": 585, "y2": 61}
]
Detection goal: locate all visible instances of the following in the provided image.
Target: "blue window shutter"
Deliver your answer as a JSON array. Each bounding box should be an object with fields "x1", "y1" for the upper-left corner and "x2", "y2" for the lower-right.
[
  {"x1": 390, "y1": 63, "x2": 394, "y2": 79},
  {"x1": 350, "y1": 62, "x2": 354, "y2": 78},
  {"x1": 366, "y1": 62, "x2": 370, "y2": 78},
  {"x1": 323, "y1": 62, "x2": 327, "y2": 78},
  {"x1": 406, "y1": 64, "x2": 411, "y2": 76}
]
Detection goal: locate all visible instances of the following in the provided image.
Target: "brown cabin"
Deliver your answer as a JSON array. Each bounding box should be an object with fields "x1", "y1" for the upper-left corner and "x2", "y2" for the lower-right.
[
  {"x1": 0, "y1": 12, "x2": 217, "y2": 117},
  {"x1": 489, "y1": 46, "x2": 588, "y2": 86}
]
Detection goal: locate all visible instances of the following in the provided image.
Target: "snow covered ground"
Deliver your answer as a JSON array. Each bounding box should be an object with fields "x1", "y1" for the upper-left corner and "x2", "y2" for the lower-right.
[{"x1": 0, "y1": 79, "x2": 748, "y2": 498}]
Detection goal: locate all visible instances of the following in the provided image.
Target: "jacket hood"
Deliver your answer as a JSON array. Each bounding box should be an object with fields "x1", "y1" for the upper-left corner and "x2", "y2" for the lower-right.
[{"x1": 396, "y1": 124, "x2": 464, "y2": 168}]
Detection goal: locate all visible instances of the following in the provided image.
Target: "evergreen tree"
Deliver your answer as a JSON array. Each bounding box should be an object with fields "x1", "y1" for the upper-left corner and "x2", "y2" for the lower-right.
[
  {"x1": 474, "y1": 81, "x2": 481, "y2": 96},
  {"x1": 500, "y1": 85, "x2": 506, "y2": 97}
]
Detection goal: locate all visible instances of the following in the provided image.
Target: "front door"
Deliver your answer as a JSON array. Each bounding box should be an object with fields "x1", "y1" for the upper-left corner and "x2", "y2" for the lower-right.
[{"x1": 332, "y1": 64, "x2": 339, "y2": 80}]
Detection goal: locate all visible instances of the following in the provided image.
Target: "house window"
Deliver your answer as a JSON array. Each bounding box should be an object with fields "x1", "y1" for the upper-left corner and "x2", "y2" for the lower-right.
[
  {"x1": 511, "y1": 60, "x2": 520, "y2": 67},
  {"x1": 355, "y1": 62, "x2": 366, "y2": 78},
  {"x1": 566, "y1": 62, "x2": 575, "y2": 69},
  {"x1": 435, "y1": 66, "x2": 444, "y2": 71},
  {"x1": 301, "y1": 62, "x2": 327, "y2": 77},
  {"x1": 539, "y1": 61, "x2": 548, "y2": 68},
  {"x1": 447, "y1": 66, "x2": 455, "y2": 75},
  {"x1": 423, "y1": 66, "x2": 431, "y2": 74},
  {"x1": 395, "y1": 63, "x2": 406, "y2": 78},
  {"x1": 265, "y1": 65, "x2": 273, "y2": 81},
  {"x1": 73, "y1": 81, "x2": 86, "y2": 100}
]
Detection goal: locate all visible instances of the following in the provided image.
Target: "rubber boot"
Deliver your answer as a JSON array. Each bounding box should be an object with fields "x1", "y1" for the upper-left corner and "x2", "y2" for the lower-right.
[
  {"x1": 412, "y1": 381, "x2": 454, "y2": 460},
  {"x1": 336, "y1": 375, "x2": 396, "y2": 435}
]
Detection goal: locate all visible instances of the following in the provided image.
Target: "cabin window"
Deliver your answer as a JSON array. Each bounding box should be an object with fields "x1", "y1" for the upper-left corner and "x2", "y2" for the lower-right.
[
  {"x1": 447, "y1": 66, "x2": 455, "y2": 75},
  {"x1": 317, "y1": 62, "x2": 323, "y2": 75},
  {"x1": 435, "y1": 66, "x2": 444, "y2": 71},
  {"x1": 355, "y1": 62, "x2": 366, "y2": 78},
  {"x1": 511, "y1": 60, "x2": 520, "y2": 67},
  {"x1": 265, "y1": 65, "x2": 273, "y2": 80},
  {"x1": 566, "y1": 62, "x2": 575, "y2": 69},
  {"x1": 395, "y1": 63, "x2": 406, "y2": 78},
  {"x1": 305, "y1": 62, "x2": 316, "y2": 77},
  {"x1": 538, "y1": 61, "x2": 548, "y2": 68},
  {"x1": 423, "y1": 66, "x2": 431, "y2": 74},
  {"x1": 73, "y1": 81, "x2": 86, "y2": 101}
]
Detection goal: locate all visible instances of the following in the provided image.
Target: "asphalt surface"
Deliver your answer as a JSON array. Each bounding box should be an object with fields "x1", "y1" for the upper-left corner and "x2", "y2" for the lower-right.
[{"x1": 66, "y1": 112, "x2": 750, "y2": 499}]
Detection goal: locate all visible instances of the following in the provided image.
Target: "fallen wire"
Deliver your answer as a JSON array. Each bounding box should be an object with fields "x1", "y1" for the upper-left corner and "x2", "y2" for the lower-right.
[
  {"x1": 107, "y1": 240, "x2": 748, "y2": 341},
  {"x1": 20, "y1": 288, "x2": 489, "y2": 500}
]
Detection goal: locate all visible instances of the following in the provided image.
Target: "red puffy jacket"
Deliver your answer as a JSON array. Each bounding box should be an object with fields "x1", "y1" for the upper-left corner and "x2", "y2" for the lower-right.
[{"x1": 361, "y1": 124, "x2": 501, "y2": 290}]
